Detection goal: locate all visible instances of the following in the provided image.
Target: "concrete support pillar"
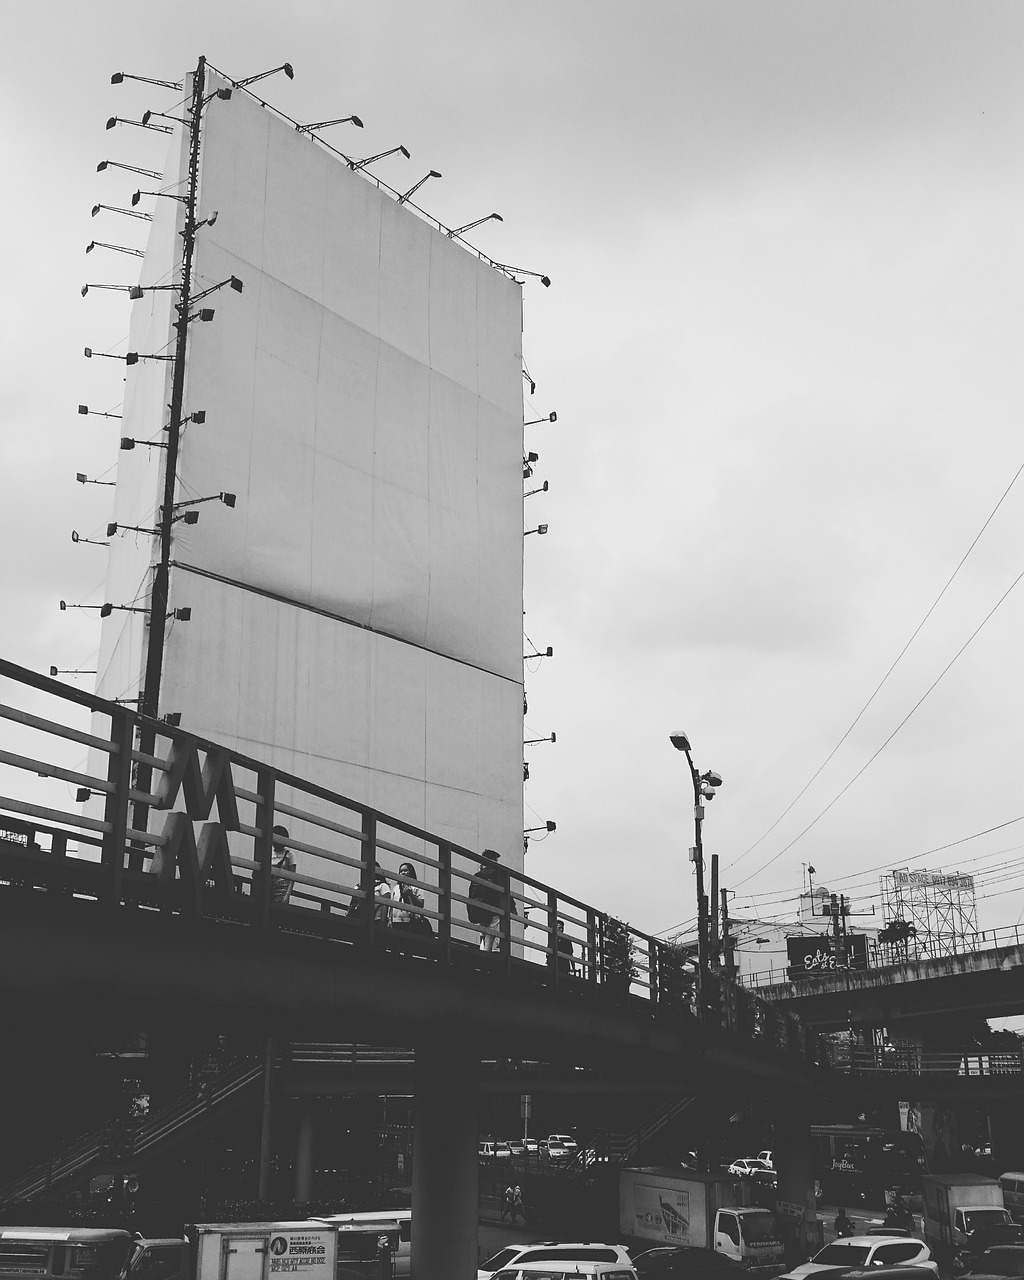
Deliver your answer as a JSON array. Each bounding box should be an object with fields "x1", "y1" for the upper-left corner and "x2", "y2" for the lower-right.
[
  {"x1": 294, "y1": 1100, "x2": 316, "y2": 1206},
  {"x1": 257, "y1": 1036, "x2": 275, "y2": 1201},
  {"x1": 773, "y1": 1097, "x2": 820, "y2": 1265},
  {"x1": 411, "y1": 1034, "x2": 479, "y2": 1280}
]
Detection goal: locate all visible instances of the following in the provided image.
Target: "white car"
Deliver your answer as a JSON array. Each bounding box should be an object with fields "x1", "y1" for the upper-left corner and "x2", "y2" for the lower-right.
[
  {"x1": 727, "y1": 1158, "x2": 770, "y2": 1177},
  {"x1": 493, "y1": 1264, "x2": 637, "y2": 1280},
  {"x1": 523, "y1": 1138, "x2": 540, "y2": 1155},
  {"x1": 479, "y1": 1244, "x2": 634, "y2": 1280},
  {"x1": 548, "y1": 1133, "x2": 579, "y2": 1154},
  {"x1": 757, "y1": 1149, "x2": 774, "y2": 1169},
  {"x1": 779, "y1": 1236, "x2": 937, "y2": 1280}
]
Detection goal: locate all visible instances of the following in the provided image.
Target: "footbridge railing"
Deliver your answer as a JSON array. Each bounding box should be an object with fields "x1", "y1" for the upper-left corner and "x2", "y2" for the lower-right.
[{"x1": 0, "y1": 657, "x2": 824, "y2": 1068}]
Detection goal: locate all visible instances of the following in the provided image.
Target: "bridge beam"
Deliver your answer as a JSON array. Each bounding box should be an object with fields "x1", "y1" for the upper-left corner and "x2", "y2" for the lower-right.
[
  {"x1": 773, "y1": 1095, "x2": 819, "y2": 1265},
  {"x1": 411, "y1": 1032, "x2": 479, "y2": 1280}
]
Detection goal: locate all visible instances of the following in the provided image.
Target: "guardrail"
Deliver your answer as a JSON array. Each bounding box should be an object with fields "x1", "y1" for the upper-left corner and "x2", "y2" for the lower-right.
[
  {"x1": 739, "y1": 924, "x2": 1024, "y2": 990},
  {"x1": 0, "y1": 656, "x2": 826, "y2": 1070},
  {"x1": 829, "y1": 1041, "x2": 1024, "y2": 1077}
]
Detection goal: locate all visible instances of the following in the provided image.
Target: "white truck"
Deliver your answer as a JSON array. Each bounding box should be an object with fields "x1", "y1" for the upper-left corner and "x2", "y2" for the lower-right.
[
  {"x1": 620, "y1": 1167, "x2": 785, "y2": 1271},
  {"x1": 0, "y1": 1221, "x2": 399, "y2": 1280},
  {"x1": 921, "y1": 1173, "x2": 1023, "y2": 1265}
]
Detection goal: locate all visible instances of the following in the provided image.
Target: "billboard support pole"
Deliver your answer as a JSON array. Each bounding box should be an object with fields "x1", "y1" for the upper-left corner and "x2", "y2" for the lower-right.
[{"x1": 131, "y1": 56, "x2": 207, "y2": 864}]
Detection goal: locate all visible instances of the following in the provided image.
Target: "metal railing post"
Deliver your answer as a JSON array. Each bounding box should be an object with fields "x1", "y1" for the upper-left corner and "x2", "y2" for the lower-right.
[
  {"x1": 253, "y1": 767, "x2": 276, "y2": 930},
  {"x1": 438, "y1": 842, "x2": 452, "y2": 964},
  {"x1": 101, "y1": 706, "x2": 133, "y2": 902},
  {"x1": 360, "y1": 812, "x2": 377, "y2": 947}
]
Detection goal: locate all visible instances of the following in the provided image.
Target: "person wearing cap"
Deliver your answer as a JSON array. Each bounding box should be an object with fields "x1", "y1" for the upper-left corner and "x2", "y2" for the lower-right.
[{"x1": 468, "y1": 848, "x2": 517, "y2": 952}]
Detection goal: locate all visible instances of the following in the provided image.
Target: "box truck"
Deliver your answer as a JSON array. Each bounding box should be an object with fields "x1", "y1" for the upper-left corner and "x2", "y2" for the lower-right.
[
  {"x1": 620, "y1": 1168, "x2": 785, "y2": 1271},
  {"x1": 921, "y1": 1173, "x2": 1022, "y2": 1264},
  {"x1": 0, "y1": 1221, "x2": 398, "y2": 1280}
]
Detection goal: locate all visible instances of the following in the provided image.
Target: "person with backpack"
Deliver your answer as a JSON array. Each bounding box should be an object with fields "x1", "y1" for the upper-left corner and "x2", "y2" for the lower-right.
[
  {"x1": 392, "y1": 861, "x2": 434, "y2": 938},
  {"x1": 467, "y1": 849, "x2": 517, "y2": 952}
]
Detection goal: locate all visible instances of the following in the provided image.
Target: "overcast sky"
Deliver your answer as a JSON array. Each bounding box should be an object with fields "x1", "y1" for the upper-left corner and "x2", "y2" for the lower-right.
[{"x1": 3, "y1": 1, "x2": 1024, "y2": 950}]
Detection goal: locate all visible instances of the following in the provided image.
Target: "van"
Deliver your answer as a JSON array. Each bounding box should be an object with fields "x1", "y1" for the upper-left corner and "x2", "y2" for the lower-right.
[
  {"x1": 0, "y1": 1228, "x2": 136, "y2": 1280},
  {"x1": 314, "y1": 1210, "x2": 411, "y2": 1277},
  {"x1": 1000, "y1": 1174, "x2": 1024, "y2": 1225}
]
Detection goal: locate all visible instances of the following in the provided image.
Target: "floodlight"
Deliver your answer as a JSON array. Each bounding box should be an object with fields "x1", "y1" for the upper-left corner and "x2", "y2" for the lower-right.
[
  {"x1": 669, "y1": 730, "x2": 692, "y2": 753},
  {"x1": 297, "y1": 115, "x2": 364, "y2": 134},
  {"x1": 234, "y1": 63, "x2": 294, "y2": 89},
  {"x1": 173, "y1": 607, "x2": 192, "y2": 621},
  {"x1": 110, "y1": 72, "x2": 182, "y2": 90},
  {"x1": 397, "y1": 170, "x2": 441, "y2": 205},
  {"x1": 96, "y1": 161, "x2": 162, "y2": 178},
  {"x1": 448, "y1": 213, "x2": 503, "y2": 238},
  {"x1": 348, "y1": 145, "x2": 410, "y2": 173}
]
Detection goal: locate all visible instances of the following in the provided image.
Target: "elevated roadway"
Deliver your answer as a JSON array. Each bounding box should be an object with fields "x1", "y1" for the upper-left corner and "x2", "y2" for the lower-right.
[{"x1": 752, "y1": 942, "x2": 1024, "y2": 1028}]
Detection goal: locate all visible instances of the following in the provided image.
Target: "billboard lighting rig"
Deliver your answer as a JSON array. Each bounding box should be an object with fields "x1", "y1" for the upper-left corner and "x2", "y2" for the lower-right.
[
  {"x1": 297, "y1": 115, "x2": 364, "y2": 133},
  {"x1": 106, "y1": 115, "x2": 173, "y2": 135},
  {"x1": 525, "y1": 412, "x2": 557, "y2": 426},
  {"x1": 524, "y1": 524, "x2": 548, "y2": 537},
  {"x1": 49, "y1": 667, "x2": 96, "y2": 677},
  {"x1": 120, "y1": 437, "x2": 167, "y2": 451},
  {"x1": 233, "y1": 62, "x2": 295, "y2": 89},
  {"x1": 91, "y1": 204, "x2": 152, "y2": 222},
  {"x1": 493, "y1": 262, "x2": 551, "y2": 287},
  {"x1": 81, "y1": 283, "x2": 134, "y2": 296},
  {"x1": 523, "y1": 367, "x2": 536, "y2": 395},
  {"x1": 78, "y1": 406, "x2": 121, "y2": 419},
  {"x1": 201, "y1": 87, "x2": 233, "y2": 108},
  {"x1": 111, "y1": 72, "x2": 183, "y2": 90},
  {"x1": 99, "y1": 603, "x2": 152, "y2": 618},
  {"x1": 448, "y1": 213, "x2": 503, "y2": 238},
  {"x1": 96, "y1": 160, "x2": 161, "y2": 179},
  {"x1": 523, "y1": 451, "x2": 539, "y2": 479},
  {"x1": 85, "y1": 241, "x2": 143, "y2": 258},
  {"x1": 349, "y1": 145, "x2": 410, "y2": 172},
  {"x1": 398, "y1": 170, "x2": 441, "y2": 205},
  {"x1": 132, "y1": 189, "x2": 185, "y2": 206},
  {"x1": 169, "y1": 492, "x2": 236, "y2": 511},
  {"x1": 107, "y1": 511, "x2": 199, "y2": 537},
  {"x1": 71, "y1": 530, "x2": 110, "y2": 546},
  {"x1": 141, "y1": 110, "x2": 182, "y2": 127},
  {"x1": 524, "y1": 646, "x2": 553, "y2": 660},
  {"x1": 76, "y1": 473, "x2": 114, "y2": 486},
  {"x1": 524, "y1": 733, "x2": 556, "y2": 746},
  {"x1": 525, "y1": 481, "x2": 549, "y2": 498}
]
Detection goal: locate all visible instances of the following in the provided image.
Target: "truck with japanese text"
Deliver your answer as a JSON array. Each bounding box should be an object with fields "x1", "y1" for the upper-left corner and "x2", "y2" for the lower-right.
[{"x1": 619, "y1": 1168, "x2": 785, "y2": 1271}]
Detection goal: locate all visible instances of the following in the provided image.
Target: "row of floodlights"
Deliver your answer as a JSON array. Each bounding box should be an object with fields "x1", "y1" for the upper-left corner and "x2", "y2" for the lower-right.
[{"x1": 104, "y1": 62, "x2": 550, "y2": 283}]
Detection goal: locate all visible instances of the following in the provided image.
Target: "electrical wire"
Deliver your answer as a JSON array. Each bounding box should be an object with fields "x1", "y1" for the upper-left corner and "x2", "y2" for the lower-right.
[
  {"x1": 727, "y1": 457, "x2": 1024, "y2": 875},
  {"x1": 732, "y1": 565, "x2": 1024, "y2": 890}
]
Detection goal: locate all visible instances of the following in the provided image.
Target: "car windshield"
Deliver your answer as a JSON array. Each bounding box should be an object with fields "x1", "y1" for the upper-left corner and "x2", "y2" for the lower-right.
[
  {"x1": 965, "y1": 1211, "x2": 1012, "y2": 1231},
  {"x1": 813, "y1": 1245, "x2": 871, "y2": 1266},
  {"x1": 482, "y1": 1249, "x2": 522, "y2": 1272},
  {"x1": 968, "y1": 1250, "x2": 1024, "y2": 1276},
  {"x1": 740, "y1": 1213, "x2": 779, "y2": 1244}
]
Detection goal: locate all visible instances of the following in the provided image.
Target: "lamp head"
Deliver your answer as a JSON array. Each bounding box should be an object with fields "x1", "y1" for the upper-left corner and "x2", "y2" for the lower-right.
[
  {"x1": 110, "y1": 73, "x2": 124, "y2": 85},
  {"x1": 669, "y1": 730, "x2": 691, "y2": 753},
  {"x1": 49, "y1": 666, "x2": 58, "y2": 677},
  {"x1": 283, "y1": 62, "x2": 295, "y2": 79},
  {"x1": 400, "y1": 145, "x2": 410, "y2": 159},
  {"x1": 100, "y1": 603, "x2": 112, "y2": 618},
  {"x1": 704, "y1": 770, "x2": 723, "y2": 788}
]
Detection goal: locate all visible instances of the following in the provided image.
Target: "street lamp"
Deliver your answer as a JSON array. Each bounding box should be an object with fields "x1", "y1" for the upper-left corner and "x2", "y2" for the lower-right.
[{"x1": 669, "y1": 730, "x2": 723, "y2": 1010}]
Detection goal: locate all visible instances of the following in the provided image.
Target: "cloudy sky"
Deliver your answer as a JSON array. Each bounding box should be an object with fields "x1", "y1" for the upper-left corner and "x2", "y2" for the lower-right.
[{"x1": 3, "y1": 1, "x2": 1024, "y2": 952}]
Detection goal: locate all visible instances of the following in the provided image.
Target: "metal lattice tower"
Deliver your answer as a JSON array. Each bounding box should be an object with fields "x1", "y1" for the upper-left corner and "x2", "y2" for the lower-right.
[{"x1": 878, "y1": 868, "x2": 979, "y2": 960}]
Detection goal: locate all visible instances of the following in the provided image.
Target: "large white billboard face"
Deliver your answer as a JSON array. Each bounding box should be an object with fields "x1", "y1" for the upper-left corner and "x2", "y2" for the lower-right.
[{"x1": 108, "y1": 70, "x2": 526, "y2": 870}]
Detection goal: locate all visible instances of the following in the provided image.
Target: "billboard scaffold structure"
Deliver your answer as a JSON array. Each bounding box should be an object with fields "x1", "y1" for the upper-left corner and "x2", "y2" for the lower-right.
[
  {"x1": 84, "y1": 55, "x2": 546, "y2": 891},
  {"x1": 878, "y1": 868, "x2": 979, "y2": 962}
]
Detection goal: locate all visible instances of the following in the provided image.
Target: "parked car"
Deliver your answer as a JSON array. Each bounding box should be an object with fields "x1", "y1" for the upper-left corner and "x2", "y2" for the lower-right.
[
  {"x1": 727, "y1": 1158, "x2": 770, "y2": 1177},
  {"x1": 546, "y1": 1141, "x2": 572, "y2": 1162},
  {"x1": 963, "y1": 1245, "x2": 1024, "y2": 1278},
  {"x1": 495, "y1": 1141, "x2": 512, "y2": 1159},
  {"x1": 548, "y1": 1132, "x2": 579, "y2": 1154},
  {"x1": 633, "y1": 1244, "x2": 746, "y2": 1280},
  {"x1": 479, "y1": 1141, "x2": 496, "y2": 1159},
  {"x1": 479, "y1": 1243, "x2": 634, "y2": 1280},
  {"x1": 508, "y1": 1138, "x2": 526, "y2": 1156},
  {"x1": 523, "y1": 1138, "x2": 540, "y2": 1155},
  {"x1": 757, "y1": 1150, "x2": 774, "y2": 1169},
  {"x1": 779, "y1": 1236, "x2": 936, "y2": 1280}
]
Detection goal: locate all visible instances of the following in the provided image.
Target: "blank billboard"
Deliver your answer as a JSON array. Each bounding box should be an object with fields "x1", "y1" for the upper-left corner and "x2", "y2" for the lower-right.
[{"x1": 96, "y1": 70, "x2": 525, "y2": 870}]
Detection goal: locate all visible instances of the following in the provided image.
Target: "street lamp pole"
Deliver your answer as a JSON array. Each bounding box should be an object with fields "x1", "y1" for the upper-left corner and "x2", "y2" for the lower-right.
[{"x1": 669, "y1": 730, "x2": 723, "y2": 1013}]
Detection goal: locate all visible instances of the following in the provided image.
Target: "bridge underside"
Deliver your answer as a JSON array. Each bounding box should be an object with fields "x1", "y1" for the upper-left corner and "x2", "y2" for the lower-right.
[
  {"x1": 0, "y1": 888, "x2": 827, "y2": 1101},
  {"x1": 756, "y1": 944, "x2": 1024, "y2": 1027}
]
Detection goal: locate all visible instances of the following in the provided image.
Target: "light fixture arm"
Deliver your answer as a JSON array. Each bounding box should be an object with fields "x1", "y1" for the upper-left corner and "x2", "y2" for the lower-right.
[
  {"x1": 397, "y1": 170, "x2": 441, "y2": 205},
  {"x1": 348, "y1": 144, "x2": 410, "y2": 172},
  {"x1": 448, "y1": 212, "x2": 503, "y2": 238},
  {"x1": 297, "y1": 115, "x2": 363, "y2": 134}
]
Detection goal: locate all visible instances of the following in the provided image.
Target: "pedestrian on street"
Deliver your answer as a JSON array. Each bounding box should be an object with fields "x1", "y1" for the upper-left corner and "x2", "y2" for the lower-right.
[
  {"x1": 501, "y1": 1184, "x2": 514, "y2": 1223},
  {"x1": 834, "y1": 1207, "x2": 853, "y2": 1237},
  {"x1": 513, "y1": 1184, "x2": 524, "y2": 1225}
]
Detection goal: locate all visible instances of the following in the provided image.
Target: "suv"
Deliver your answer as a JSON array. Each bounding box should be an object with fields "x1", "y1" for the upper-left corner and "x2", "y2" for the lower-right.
[
  {"x1": 479, "y1": 1244, "x2": 634, "y2": 1280},
  {"x1": 493, "y1": 1265, "x2": 637, "y2": 1280},
  {"x1": 780, "y1": 1237, "x2": 936, "y2": 1280}
]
